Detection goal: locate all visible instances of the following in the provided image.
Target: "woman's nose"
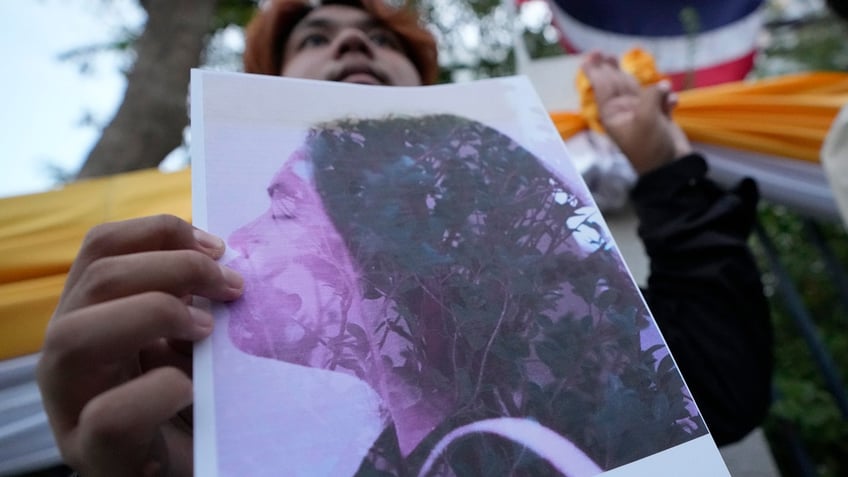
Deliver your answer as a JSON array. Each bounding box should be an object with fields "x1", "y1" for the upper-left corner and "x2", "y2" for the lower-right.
[
  {"x1": 228, "y1": 215, "x2": 267, "y2": 257},
  {"x1": 331, "y1": 28, "x2": 375, "y2": 58}
]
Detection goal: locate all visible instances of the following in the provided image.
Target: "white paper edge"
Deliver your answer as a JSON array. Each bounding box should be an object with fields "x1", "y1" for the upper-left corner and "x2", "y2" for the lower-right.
[{"x1": 190, "y1": 68, "x2": 218, "y2": 477}]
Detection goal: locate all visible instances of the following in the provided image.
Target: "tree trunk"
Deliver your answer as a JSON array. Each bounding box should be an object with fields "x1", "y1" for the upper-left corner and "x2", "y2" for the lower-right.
[{"x1": 76, "y1": 0, "x2": 218, "y2": 179}]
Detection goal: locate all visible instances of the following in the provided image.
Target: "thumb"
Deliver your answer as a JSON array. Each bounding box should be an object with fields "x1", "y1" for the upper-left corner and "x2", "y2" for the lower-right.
[
  {"x1": 653, "y1": 80, "x2": 677, "y2": 117},
  {"x1": 635, "y1": 83, "x2": 672, "y2": 125}
]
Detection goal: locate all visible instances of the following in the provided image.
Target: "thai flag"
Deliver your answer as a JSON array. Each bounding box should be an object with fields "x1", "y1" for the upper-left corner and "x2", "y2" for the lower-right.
[{"x1": 543, "y1": 0, "x2": 765, "y2": 89}]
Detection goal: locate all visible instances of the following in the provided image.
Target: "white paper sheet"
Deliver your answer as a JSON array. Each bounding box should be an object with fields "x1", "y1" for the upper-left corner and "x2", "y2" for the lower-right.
[{"x1": 191, "y1": 69, "x2": 730, "y2": 477}]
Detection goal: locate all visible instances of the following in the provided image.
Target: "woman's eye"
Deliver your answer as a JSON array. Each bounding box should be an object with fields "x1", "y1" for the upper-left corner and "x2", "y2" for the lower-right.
[
  {"x1": 368, "y1": 30, "x2": 401, "y2": 49},
  {"x1": 300, "y1": 33, "x2": 329, "y2": 48}
]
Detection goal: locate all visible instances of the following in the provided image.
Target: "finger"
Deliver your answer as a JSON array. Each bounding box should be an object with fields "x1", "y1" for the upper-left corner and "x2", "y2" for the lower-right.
[
  {"x1": 638, "y1": 84, "x2": 669, "y2": 122},
  {"x1": 600, "y1": 97, "x2": 639, "y2": 130},
  {"x1": 584, "y1": 60, "x2": 642, "y2": 108},
  {"x1": 614, "y1": 65, "x2": 642, "y2": 96},
  {"x1": 666, "y1": 91, "x2": 679, "y2": 112},
  {"x1": 580, "y1": 50, "x2": 604, "y2": 69},
  {"x1": 38, "y1": 294, "x2": 210, "y2": 431},
  {"x1": 71, "y1": 367, "x2": 193, "y2": 476},
  {"x1": 656, "y1": 80, "x2": 677, "y2": 116},
  {"x1": 582, "y1": 60, "x2": 617, "y2": 102},
  {"x1": 65, "y1": 249, "x2": 243, "y2": 309},
  {"x1": 44, "y1": 294, "x2": 212, "y2": 372},
  {"x1": 602, "y1": 53, "x2": 619, "y2": 69},
  {"x1": 64, "y1": 215, "x2": 225, "y2": 295}
]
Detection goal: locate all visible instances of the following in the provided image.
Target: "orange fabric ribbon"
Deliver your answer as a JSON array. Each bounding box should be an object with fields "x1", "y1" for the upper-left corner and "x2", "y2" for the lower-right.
[{"x1": 550, "y1": 48, "x2": 848, "y2": 163}]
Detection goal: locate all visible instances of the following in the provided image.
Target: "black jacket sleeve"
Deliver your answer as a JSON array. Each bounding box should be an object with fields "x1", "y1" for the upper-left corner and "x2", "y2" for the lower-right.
[{"x1": 630, "y1": 154, "x2": 773, "y2": 446}]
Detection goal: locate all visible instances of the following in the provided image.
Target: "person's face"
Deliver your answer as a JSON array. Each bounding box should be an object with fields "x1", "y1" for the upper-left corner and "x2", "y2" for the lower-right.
[{"x1": 280, "y1": 5, "x2": 422, "y2": 86}]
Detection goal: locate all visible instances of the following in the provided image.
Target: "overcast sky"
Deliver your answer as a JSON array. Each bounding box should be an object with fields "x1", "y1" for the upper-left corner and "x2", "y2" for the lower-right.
[{"x1": 0, "y1": 0, "x2": 142, "y2": 198}]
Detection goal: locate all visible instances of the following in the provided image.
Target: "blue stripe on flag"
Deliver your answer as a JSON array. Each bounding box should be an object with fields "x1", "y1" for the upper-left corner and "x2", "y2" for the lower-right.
[{"x1": 549, "y1": 0, "x2": 763, "y2": 36}]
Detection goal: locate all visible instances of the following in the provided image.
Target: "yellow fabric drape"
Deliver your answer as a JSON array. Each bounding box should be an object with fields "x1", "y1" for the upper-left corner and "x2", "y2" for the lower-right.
[
  {"x1": 0, "y1": 168, "x2": 191, "y2": 360},
  {"x1": 2, "y1": 62, "x2": 847, "y2": 361}
]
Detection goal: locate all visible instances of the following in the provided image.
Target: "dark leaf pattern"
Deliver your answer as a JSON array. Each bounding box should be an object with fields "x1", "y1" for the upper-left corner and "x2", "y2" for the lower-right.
[{"x1": 226, "y1": 114, "x2": 706, "y2": 476}]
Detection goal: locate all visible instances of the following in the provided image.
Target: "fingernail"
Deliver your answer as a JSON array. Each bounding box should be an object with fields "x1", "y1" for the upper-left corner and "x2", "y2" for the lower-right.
[
  {"x1": 194, "y1": 228, "x2": 224, "y2": 251},
  {"x1": 188, "y1": 306, "x2": 213, "y2": 328},
  {"x1": 220, "y1": 264, "x2": 244, "y2": 293}
]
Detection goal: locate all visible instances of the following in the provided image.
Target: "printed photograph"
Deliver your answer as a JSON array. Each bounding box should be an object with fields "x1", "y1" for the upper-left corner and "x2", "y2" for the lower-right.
[{"x1": 210, "y1": 112, "x2": 707, "y2": 476}]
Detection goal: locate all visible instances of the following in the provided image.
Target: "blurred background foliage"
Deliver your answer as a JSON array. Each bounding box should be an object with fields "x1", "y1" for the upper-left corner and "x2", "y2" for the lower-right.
[
  {"x1": 753, "y1": 206, "x2": 848, "y2": 477},
  {"x1": 750, "y1": 3, "x2": 848, "y2": 477}
]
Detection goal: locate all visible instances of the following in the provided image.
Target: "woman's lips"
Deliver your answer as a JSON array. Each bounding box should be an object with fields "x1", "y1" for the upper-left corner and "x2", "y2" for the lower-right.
[
  {"x1": 333, "y1": 61, "x2": 387, "y2": 85},
  {"x1": 339, "y1": 72, "x2": 383, "y2": 85}
]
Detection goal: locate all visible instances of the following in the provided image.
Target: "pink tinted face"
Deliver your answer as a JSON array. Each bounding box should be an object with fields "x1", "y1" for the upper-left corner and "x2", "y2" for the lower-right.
[
  {"x1": 225, "y1": 150, "x2": 361, "y2": 364},
  {"x1": 280, "y1": 5, "x2": 422, "y2": 86},
  {"x1": 224, "y1": 148, "x2": 452, "y2": 456}
]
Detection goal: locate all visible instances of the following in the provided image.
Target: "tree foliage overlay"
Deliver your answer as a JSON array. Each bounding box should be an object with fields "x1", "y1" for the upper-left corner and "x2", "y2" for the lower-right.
[{"x1": 308, "y1": 114, "x2": 705, "y2": 474}]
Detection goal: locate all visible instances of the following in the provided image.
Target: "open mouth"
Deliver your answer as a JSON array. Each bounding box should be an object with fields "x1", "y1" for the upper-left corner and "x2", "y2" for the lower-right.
[
  {"x1": 334, "y1": 65, "x2": 386, "y2": 85},
  {"x1": 339, "y1": 72, "x2": 383, "y2": 85}
]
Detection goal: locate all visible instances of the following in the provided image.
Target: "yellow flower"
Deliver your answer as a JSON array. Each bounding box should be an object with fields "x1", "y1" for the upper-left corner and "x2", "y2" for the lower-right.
[{"x1": 620, "y1": 47, "x2": 665, "y2": 86}]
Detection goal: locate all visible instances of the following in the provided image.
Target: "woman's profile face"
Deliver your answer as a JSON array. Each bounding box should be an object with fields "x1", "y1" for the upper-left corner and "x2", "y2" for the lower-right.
[{"x1": 280, "y1": 4, "x2": 422, "y2": 86}]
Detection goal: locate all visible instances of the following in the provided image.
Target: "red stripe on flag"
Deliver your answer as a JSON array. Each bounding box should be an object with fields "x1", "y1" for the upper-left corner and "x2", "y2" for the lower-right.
[{"x1": 665, "y1": 51, "x2": 757, "y2": 90}]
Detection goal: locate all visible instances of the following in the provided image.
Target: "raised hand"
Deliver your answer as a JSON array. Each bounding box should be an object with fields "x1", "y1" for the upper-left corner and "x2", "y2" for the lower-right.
[{"x1": 581, "y1": 51, "x2": 692, "y2": 175}]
